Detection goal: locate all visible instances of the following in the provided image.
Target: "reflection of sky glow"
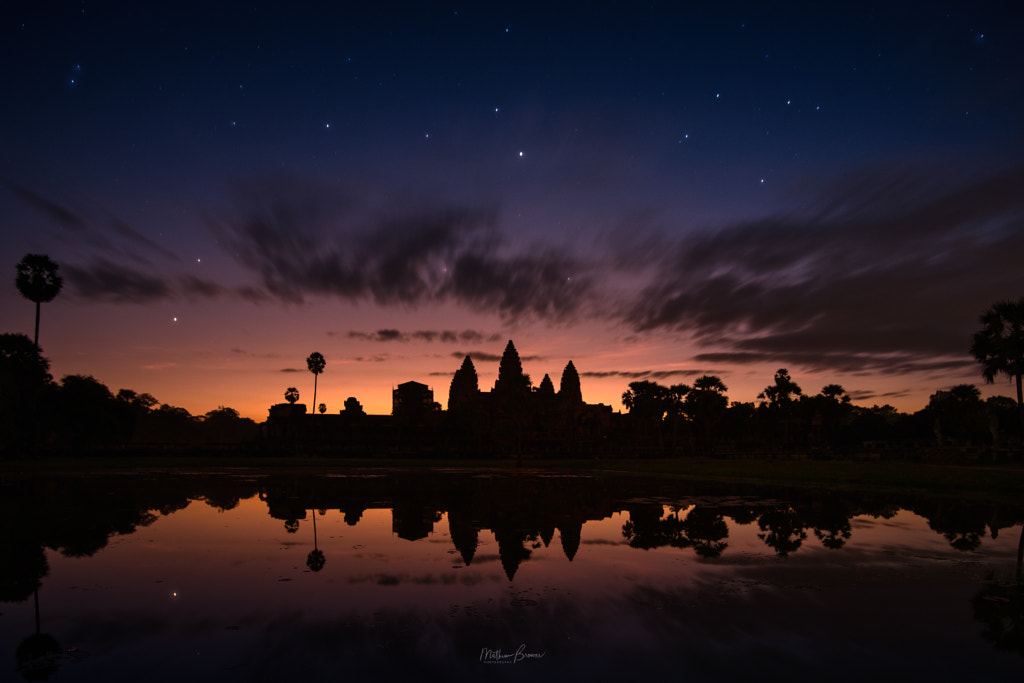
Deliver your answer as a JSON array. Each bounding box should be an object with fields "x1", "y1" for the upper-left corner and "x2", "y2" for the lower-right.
[{"x1": 1, "y1": 490, "x2": 1020, "y2": 680}]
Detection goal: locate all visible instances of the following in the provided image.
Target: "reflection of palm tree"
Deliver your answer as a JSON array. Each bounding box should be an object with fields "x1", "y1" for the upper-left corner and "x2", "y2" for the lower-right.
[
  {"x1": 15, "y1": 254, "x2": 63, "y2": 347},
  {"x1": 306, "y1": 509, "x2": 325, "y2": 572},
  {"x1": 16, "y1": 586, "x2": 61, "y2": 681},
  {"x1": 973, "y1": 581, "x2": 1024, "y2": 654},
  {"x1": 306, "y1": 352, "x2": 326, "y2": 414},
  {"x1": 1017, "y1": 523, "x2": 1023, "y2": 584}
]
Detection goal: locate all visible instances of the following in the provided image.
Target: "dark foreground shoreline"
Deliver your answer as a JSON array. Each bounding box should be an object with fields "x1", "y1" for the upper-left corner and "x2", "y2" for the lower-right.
[{"x1": 3, "y1": 454, "x2": 1023, "y2": 504}]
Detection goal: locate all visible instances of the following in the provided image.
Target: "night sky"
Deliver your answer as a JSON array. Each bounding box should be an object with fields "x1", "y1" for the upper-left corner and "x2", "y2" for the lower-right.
[{"x1": 3, "y1": 1, "x2": 1023, "y2": 420}]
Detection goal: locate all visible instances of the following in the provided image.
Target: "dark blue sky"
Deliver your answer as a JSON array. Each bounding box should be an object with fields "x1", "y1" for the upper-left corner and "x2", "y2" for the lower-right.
[{"x1": 3, "y1": 1, "x2": 1023, "y2": 416}]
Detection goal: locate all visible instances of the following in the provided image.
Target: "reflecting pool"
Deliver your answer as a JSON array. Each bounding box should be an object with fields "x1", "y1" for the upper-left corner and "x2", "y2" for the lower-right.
[{"x1": 2, "y1": 469, "x2": 1022, "y2": 681}]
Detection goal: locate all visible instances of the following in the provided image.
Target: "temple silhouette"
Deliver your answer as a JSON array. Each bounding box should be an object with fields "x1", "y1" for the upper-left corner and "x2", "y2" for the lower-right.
[{"x1": 264, "y1": 340, "x2": 614, "y2": 456}]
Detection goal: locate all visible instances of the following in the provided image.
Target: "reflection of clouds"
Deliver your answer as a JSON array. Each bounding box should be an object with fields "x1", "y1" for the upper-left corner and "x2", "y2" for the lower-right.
[
  {"x1": 48, "y1": 547, "x2": 1020, "y2": 682},
  {"x1": 345, "y1": 572, "x2": 492, "y2": 587}
]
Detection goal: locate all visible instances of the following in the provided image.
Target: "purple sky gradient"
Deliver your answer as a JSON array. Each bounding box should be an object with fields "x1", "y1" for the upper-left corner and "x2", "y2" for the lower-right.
[{"x1": 2, "y1": 1, "x2": 1022, "y2": 418}]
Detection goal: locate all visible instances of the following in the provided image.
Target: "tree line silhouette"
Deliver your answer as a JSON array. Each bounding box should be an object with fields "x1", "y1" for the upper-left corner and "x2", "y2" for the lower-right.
[{"x1": 4, "y1": 253, "x2": 1024, "y2": 458}]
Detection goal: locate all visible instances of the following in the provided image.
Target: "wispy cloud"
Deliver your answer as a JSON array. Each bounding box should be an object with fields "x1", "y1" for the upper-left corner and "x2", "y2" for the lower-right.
[
  {"x1": 15, "y1": 163, "x2": 1023, "y2": 382},
  {"x1": 451, "y1": 350, "x2": 544, "y2": 363},
  {"x1": 622, "y1": 165, "x2": 1024, "y2": 371},
  {"x1": 8, "y1": 183, "x2": 181, "y2": 263},
  {"x1": 64, "y1": 259, "x2": 172, "y2": 303},
  {"x1": 209, "y1": 176, "x2": 598, "y2": 321},
  {"x1": 581, "y1": 369, "x2": 704, "y2": 380},
  {"x1": 6, "y1": 183, "x2": 87, "y2": 230},
  {"x1": 347, "y1": 329, "x2": 500, "y2": 343}
]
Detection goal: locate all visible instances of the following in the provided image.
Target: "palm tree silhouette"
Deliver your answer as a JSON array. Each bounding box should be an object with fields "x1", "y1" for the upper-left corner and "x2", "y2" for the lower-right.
[
  {"x1": 306, "y1": 352, "x2": 326, "y2": 414},
  {"x1": 971, "y1": 298, "x2": 1024, "y2": 418},
  {"x1": 15, "y1": 254, "x2": 63, "y2": 347},
  {"x1": 284, "y1": 387, "x2": 299, "y2": 404}
]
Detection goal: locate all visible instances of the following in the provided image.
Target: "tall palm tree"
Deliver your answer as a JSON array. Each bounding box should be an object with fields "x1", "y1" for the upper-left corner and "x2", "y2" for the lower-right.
[
  {"x1": 306, "y1": 352, "x2": 326, "y2": 413},
  {"x1": 971, "y1": 298, "x2": 1024, "y2": 416},
  {"x1": 15, "y1": 254, "x2": 63, "y2": 347}
]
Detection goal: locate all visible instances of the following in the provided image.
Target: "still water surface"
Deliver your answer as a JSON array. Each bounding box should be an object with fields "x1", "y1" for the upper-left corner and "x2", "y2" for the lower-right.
[{"x1": 2, "y1": 469, "x2": 1022, "y2": 681}]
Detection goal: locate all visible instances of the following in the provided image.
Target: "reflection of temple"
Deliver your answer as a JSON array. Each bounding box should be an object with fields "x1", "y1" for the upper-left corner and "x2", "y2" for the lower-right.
[
  {"x1": 6, "y1": 471, "x2": 1024, "y2": 596},
  {"x1": 448, "y1": 511, "x2": 479, "y2": 566},
  {"x1": 392, "y1": 501, "x2": 443, "y2": 541},
  {"x1": 392, "y1": 381, "x2": 436, "y2": 424},
  {"x1": 251, "y1": 472, "x2": 611, "y2": 579}
]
